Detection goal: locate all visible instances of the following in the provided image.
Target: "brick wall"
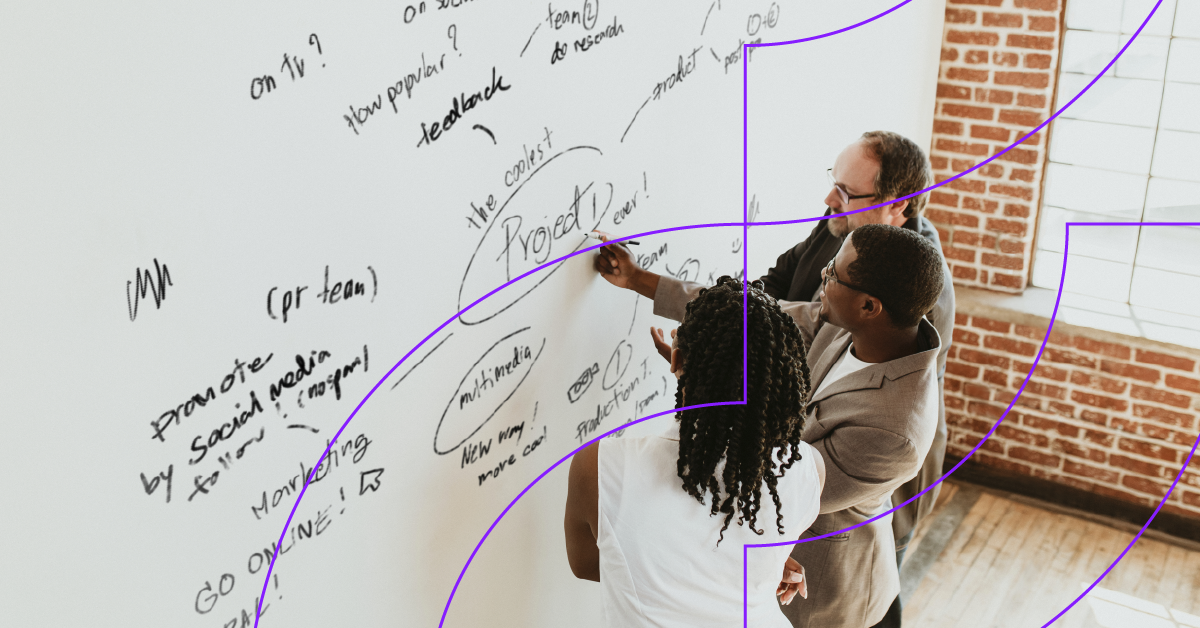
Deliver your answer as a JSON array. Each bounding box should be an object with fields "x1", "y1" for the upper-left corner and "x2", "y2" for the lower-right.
[
  {"x1": 926, "y1": 0, "x2": 1063, "y2": 293},
  {"x1": 945, "y1": 297, "x2": 1200, "y2": 519}
]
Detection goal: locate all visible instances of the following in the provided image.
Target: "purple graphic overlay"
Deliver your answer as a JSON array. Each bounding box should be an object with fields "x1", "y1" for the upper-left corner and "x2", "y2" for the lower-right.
[{"x1": 250, "y1": 0, "x2": 1180, "y2": 626}]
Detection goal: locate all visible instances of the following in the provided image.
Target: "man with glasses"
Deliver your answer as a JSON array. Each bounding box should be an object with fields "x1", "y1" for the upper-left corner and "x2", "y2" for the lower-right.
[{"x1": 593, "y1": 131, "x2": 954, "y2": 628}]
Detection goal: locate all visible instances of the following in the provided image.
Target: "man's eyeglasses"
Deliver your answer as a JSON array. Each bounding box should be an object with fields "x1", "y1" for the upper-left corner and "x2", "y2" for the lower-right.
[
  {"x1": 823, "y1": 258, "x2": 876, "y2": 302},
  {"x1": 827, "y1": 169, "x2": 876, "y2": 205}
]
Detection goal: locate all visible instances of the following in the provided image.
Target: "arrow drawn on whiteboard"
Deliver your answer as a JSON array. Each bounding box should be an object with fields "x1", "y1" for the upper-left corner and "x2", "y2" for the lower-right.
[
  {"x1": 472, "y1": 124, "x2": 496, "y2": 144},
  {"x1": 359, "y1": 468, "x2": 384, "y2": 495}
]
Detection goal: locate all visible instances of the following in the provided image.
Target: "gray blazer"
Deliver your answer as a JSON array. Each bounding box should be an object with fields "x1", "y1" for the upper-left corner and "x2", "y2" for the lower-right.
[{"x1": 654, "y1": 278, "x2": 941, "y2": 628}]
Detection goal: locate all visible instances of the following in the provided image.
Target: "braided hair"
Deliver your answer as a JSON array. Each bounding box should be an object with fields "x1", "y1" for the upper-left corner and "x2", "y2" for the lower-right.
[{"x1": 674, "y1": 276, "x2": 813, "y2": 544}]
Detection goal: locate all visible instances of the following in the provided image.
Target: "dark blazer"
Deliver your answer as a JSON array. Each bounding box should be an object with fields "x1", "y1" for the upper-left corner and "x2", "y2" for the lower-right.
[{"x1": 758, "y1": 209, "x2": 955, "y2": 545}]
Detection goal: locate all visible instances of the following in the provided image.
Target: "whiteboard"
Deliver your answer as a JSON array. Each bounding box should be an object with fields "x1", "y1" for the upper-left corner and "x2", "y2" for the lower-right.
[{"x1": 0, "y1": 1, "x2": 944, "y2": 626}]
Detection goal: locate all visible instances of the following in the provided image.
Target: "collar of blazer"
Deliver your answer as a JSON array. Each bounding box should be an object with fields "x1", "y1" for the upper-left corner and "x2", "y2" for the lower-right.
[{"x1": 804, "y1": 317, "x2": 942, "y2": 413}]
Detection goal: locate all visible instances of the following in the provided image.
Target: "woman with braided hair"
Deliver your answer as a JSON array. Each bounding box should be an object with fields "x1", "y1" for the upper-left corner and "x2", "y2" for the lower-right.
[{"x1": 564, "y1": 276, "x2": 826, "y2": 627}]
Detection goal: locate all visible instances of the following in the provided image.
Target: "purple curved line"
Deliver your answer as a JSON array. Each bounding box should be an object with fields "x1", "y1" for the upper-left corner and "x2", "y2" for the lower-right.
[
  {"x1": 741, "y1": 1, "x2": 1168, "y2": 625},
  {"x1": 436, "y1": 401, "x2": 742, "y2": 628},
  {"x1": 252, "y1": 0, "x2": 1176, "y2": 624},
  {"x1": 744, "y1": 0, "x2": 1167, "y2": 230},
  {"x1": 751, "y1": 0, "x2": 914, "y2": 49}
]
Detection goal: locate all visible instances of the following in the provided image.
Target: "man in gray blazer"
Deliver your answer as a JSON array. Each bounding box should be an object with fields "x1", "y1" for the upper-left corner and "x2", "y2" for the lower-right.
[{"x1": 594, "y1": 224, "x2": 944, "y2": 627}]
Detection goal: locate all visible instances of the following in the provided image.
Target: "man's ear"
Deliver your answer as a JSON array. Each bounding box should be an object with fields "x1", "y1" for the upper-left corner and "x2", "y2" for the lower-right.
[
  {"x1": 860, "y1": 296, "x2": 886, "y2": 322},
  {"x1": 888, "y1": 198, "x2": 910, "y2": 220}
]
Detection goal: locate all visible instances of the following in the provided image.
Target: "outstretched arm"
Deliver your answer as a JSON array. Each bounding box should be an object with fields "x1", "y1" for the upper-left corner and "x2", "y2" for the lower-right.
[{"x1": 564, "y1": 442, "x2": 601, "y2": 582}]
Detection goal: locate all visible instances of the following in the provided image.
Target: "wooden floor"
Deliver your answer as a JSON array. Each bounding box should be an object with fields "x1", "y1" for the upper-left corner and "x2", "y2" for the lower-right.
[{"x1": 901, "y1": 482, "x2": 1200, "y2": 628}]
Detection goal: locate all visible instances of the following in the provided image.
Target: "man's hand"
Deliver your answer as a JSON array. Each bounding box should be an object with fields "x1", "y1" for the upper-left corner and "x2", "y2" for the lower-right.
[
  {"x1": 776, "y1": 557, "x2": 807, "y2": 605},
  {"x1": 650, "y1": 327, "x2": 676, "y2": 366},
  {"x1": 592, "y1": 231, "x2": 659, "y2": 299}
]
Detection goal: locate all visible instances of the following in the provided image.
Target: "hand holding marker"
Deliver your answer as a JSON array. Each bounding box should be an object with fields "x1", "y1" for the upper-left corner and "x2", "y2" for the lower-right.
[{"x1": 584, "y1": 231, "x2": 639, "y2": 246}]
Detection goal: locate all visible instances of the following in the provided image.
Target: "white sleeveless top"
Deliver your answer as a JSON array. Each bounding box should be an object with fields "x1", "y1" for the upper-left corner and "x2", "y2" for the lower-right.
[{"x1": 597, "y1": 422, "x2": 821, "y2": 627}]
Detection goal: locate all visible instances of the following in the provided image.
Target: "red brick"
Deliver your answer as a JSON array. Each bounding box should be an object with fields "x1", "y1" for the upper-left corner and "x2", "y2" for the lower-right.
[
  {"x1": 1028, "y1": 16, "x2": 1058, "y2": 31},
  {"x1": 1073, "y1": 336, "x2": 1131, "y2": 360},
  {"x1": 997, "y1": 424, "x2": 1050, "y2": 448},
  {"x1": 970, "y1": 318, "x2": 1010, "y2": 333},
  {"x1": 1009, "y1": 169, "x2": 1035, "y2": 183},
  {"x1": 987, "y1": 217, "x2": 1028, "y2": 236},
  {"x1": 953, "y1": 265, "x2": 977, "y2": 280},
  {"x1": 947, "y1": 361, "x2": 980, "y2": 378},
  {"x1": 965, "y1": 50, "x2": 989, "y2": 64},
  {"x1": 982, "y1": 12, "x2": 1023, "y2": 27},
  {"x1": 930, "y1": 190, "x2": 959, "y2": 208},
  {"x1": 1131, "y1": 385, "x2": 1191, "y2": 409},
  {"x1": 935, "y1": 119, "x2": 965, "y2": 135},
  {"x1": 947, "y1": 67, "x2": 990, "y2": 82},
  {"x1": 1009, "y1": 446, "x2": 1061, "y2": 468},
  {"x1": 953, "y1": 433, "x2": 1006, "y2": 455},
  {"x1": 947, "y1": 412, "x2": 993, "y2": 435},
  {"x1": 1007, "y1": 34, "x2": 1056, "y2": 50},
  {"x1": 1123, "y1": 475, "x2": 1170, "y2": 497},
  {"x1": 962, "y1": 196, "x2": 1000, "y2": 213},
  {"x1": 1132, "y1": 403, "x2": 1194, "y2": 428},
  {"x1": 1046, "y1": 400, "x2": 1075, "y2": 417},
  {"x1": 1118, "y1": 438, "x2": 1181, "y2": 463},
  {"x1": 946, "y1": 8, "x2": 977, "y2": 22},
  {"x1": 1017, "y1": 93, "x2": 1046, "y2": 108},
  {"x1": 999, "y1": 109, "x2": 1046, "y2": 127},
  {"x1": 945, "y1": 177, "x2": 988, "y2": 193},
  {"x1": 970, "y1": 125, "x2": 1011, "y2": 142},
  {"x1": 1033, "y1": 364, "x2": 1069, "y2": 382},
  {"x1": 938, "y1": 82, "x2": 972, "y2": 100},
  {"x1": 1045, "y1": 348, "x2": 1096, "y2": 368},
  {"x1": 979, "y1": 253, "x2": 1027, "y2": 272},
  {"x1": 961, "y1": 348, "x2": 1014, "y2": 369},
  {"x1": 1013, "y1": 0, "x2": 1059, "y2": 8},
  {"x1": 954, "y1": 328, "x2": 982, "y2": 346},
  {"x1": 983, "y1": 90, "x2": 1017, "y2": 107},
  {"x1": 996, "y1": 146, "x2": 1040, "y2": 165},
  {"x1": 950, "y1": 0, "x2": 1002, "y2": 4},
  {"x1": 942, "y1": 46, "x2": 960, "y2": 62},
  {"x1": 948, "y1": 30, "x2": 1001, "y2": 46},
  {"x1": 1002, "y1": 204, "x2": 1029, "y2": 219},
  {"x1": 936, "y1": 138, "x2": 993, "y2": 156},
  {"x1": 992, "y1": 271, "x2": 1023, "y2": 291},
  {"x1": 1109, "y1": 454, "x2": 1171, "y2": 479},
  {"x1": 930, "y1": 155, "x2": 949, "y2": 170},
  {"x1": 1025, "y1": 381, "x2": 1066, "y2": 400},
  {"x1": 1070, "y1": 371, "x2": 1127, "y2": 395},
  {"x1": 1079, "y1": 410, "x2": 1107, "y2": 426},
  {"x1": 1135, "y1": 349, "x2": 1195, "y2": 372},
  {"x1": 1023, "y1": 414, "x2": 1077, "y2": 436},
  {"x1": 964, "y1": 382, "x2": 992, "y2": 400},
  {"x1": 1070, "y1": 390, "x2": 1128, "y2": 412},
  {"x1": 969, "y1": 400, "x2": 1008, "y2": 420},
  {"x1": 1051, "y1": 439, "x2": 1106, "y2": 462},
  {"x1": 1024, "y1": 53, "x2": 1052, "y2": 69},
  {"x1": 942, "y1": 104, "x2": 996, "y2": 122},
  {"x1": 946, "y1": 376, "x2": 963, "y2": 392},
  {"x1": 944, "y1": 246, "x2": 977, "y2": 263},
  {"x1": 1165, "y1": 373, "x2": 1200, "y2": 394},
  {"x1": 1100, "y1": 360, "x2": 1160, "y2": 383},
  {"x1": 1063, "y1": 460, "x2": 1118, "y2": 483},
  {"x1": 984, "y1": 335, "x2": 1038, "y2": 357},
  {"x1": 989, "y1": 184, "x2": 1034, "y2": 201},
  {"x1": 1084, "y1": 429, "x2": 1114, "y2": 446},
  {"x1": 1015, "y1": 324, "x2": 1065, "y2": 345},
  {"x1": 980, "y1": 164, "x2": 1004, "y2": 178},
  {"x1": 946, "y1": 395, "x2": 966, "y2": 410},
  {"x1": 927, "y1": 208, "x2": 980, "y2": 228},
  {"x1": 955, "y1": 313, "x2": 970, "y2": 326},
  {"x1": 993, "y1": 51, "x2": 1019, "y2": 67},
  {"x1": 951, "y1": 158, "x2": 977, "y2": 172},
  {"x1": 984, "y1": 369, "x2": 1009, "y2": 386},
  {"x1": 995, "y1": 71, "x2": 1051, "y2": 89}
]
